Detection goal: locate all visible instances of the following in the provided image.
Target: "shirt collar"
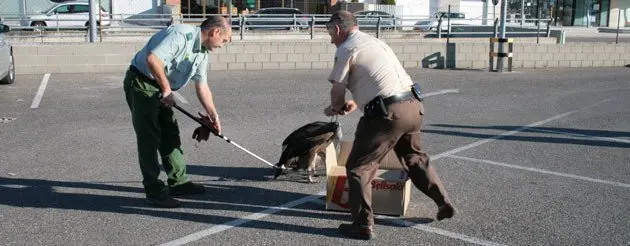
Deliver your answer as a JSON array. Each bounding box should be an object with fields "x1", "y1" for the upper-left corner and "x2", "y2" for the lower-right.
[{"x1": 192, "y1": 27, "x2": 207, "y2": 53}]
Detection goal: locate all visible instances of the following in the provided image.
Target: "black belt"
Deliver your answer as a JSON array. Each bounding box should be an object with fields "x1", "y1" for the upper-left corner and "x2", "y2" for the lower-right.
[
  {"x1": 381, "y1": 91, "x2": 415, "y2": 106},
  {"x1": 363, "y1": 90, "x2": 417, "y2": 117}
]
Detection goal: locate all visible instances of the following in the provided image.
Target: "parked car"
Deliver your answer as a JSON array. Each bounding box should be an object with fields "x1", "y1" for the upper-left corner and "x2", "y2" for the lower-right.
[
  {"x1": 0, "y1": 19, "x2": 15, "y2": 85},
  {"x1": 414, "y1": 12, "x2": 468, "y2": 32},
  {"x1": 353, "y1": 10, "x2": 396, "y2": 29},
  {"x1": 21, "y1": 1, "x2": 110, "y2": 28},
  {"x1": 244, "y1": 7, "x2": 309, "y2": 30}
]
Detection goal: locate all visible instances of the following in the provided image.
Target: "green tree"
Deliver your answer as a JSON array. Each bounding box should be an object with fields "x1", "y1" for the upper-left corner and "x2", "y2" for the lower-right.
[{"x1": 381, "y1": 0, "x2": 396, "y2": 5}]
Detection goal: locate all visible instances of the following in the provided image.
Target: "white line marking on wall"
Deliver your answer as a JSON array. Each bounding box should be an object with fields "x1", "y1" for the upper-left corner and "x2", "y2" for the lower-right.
[
  {"x1": 31, "y1": 73, "x2": 50, "y2": 109},
  {"x1": 431, "y1": 99, "x2": 612, "y2": 161},
  {"x1": 158, "y1": 191, "x2": 326, "y2": 246},
  {"x1": 173, "y1": 91, "x2": 188, "y2": 104},
  {"x1": 449, "y1": 155, "x2": 630, "y2": 189}
]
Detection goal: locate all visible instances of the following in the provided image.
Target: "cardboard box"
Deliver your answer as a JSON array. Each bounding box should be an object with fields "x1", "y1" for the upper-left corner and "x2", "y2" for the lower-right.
[{"x1": 325, "y1": 141, "x2": 411, "y2": 216}]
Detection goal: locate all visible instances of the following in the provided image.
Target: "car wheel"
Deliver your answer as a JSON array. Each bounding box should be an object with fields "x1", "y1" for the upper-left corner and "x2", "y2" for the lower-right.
[
  {"x1": 1, "y1": 49, "x2": 15, "y2": 85},
  {"x1": 30, "y1": 21, "x2": 46, "y2": 31}
]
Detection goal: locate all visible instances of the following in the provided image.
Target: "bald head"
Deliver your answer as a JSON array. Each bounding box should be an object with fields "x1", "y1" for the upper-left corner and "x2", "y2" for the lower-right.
[{"x1": 327, "y1": 10, "x2": 358, "y2": 32}]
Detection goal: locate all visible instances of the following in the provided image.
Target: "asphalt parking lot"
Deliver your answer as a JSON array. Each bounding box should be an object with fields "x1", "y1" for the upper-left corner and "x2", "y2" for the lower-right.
[{"x1": 1, "y1": 67, "x2": 629, "y2": 246}]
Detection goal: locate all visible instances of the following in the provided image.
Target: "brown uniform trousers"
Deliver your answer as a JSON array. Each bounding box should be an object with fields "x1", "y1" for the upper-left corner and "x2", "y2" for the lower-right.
[{"x1": 346, "y1": 97, "x2": 450, "y2": 227}]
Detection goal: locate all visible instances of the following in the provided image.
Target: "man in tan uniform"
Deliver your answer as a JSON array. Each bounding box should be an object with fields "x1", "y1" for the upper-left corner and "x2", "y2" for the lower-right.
[{"x1": 323, "y1": 10, "x2": 455, "y2": 240}]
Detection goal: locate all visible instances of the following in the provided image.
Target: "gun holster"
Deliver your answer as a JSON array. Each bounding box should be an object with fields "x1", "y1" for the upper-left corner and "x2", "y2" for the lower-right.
[
  {"x1": 363, "y1": 96, "x2": 389, "y2": 117},
  {"x1": 411, "y1": 83, "x2": 424, "y2": 102}
]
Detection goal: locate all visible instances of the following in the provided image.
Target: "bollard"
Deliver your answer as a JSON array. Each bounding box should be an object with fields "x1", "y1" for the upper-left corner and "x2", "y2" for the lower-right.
[{"x1": 489, "y1": 38, "x2": 514, "y2": 72}]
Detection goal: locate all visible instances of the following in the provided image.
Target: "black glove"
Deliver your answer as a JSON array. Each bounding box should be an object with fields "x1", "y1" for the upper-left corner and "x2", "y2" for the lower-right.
[
  {"x1": 191, "y1": 112, "x2": 215, "y2": 142},
  {"x1": 192, "y1": 126, "x2": 211, "y2": 142}
]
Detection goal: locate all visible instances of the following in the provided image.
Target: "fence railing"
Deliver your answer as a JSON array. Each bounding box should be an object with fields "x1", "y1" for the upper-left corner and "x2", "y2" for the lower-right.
[{"x1": 0, "y1": 13, "x2": 577, "y2": 43}]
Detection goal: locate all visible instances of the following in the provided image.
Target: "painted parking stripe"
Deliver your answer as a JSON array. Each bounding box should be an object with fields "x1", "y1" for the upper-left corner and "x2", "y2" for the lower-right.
[
  {"x1": 422, "y1": 89, "x2": 459, "y2": 97},
  {"x1": 449, "y1": 155, "x2": 630, "y2": 189},
  {"x1": 308, "y1": 198, "x2": 506, "y2": 246},
  {"x1": 158, "y1": 191, "x2": 326, "y2": 246},
  {"x1": 31, "y1": 73, "x2": 50, "y2": 109},
  {"x1": 527, "y1": 128, "x2": 630, "y2": 144},
  {"x1": 431, "y1": 99, "x2": 612, "y2": 161}
]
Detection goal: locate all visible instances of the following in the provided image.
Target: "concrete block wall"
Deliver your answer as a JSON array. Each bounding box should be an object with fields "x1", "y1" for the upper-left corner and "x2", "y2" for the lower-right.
[{"x1": 13, "y1": 40, "x2": 630, "y2": 75}]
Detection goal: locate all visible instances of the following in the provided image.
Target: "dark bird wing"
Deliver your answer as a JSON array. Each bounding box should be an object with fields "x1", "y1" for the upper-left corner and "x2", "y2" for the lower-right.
[{"x1": 275, "y1": 121, "x2": 338, "y2": 169}]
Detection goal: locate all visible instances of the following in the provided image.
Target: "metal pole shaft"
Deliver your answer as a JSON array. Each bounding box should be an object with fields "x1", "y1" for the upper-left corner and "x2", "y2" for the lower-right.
[
  {"x1": 521, "y1": 0, "x2": 525, "y2": 26},
  {"x1": 617, "y1": 9, "x2": 622, "y2": 44},
  {"x1": 497, "y1": 0, "x2": 507, "y2": 72},
  {"x1": 88, "y1": 0, "x2": 97, "y2": 43}
]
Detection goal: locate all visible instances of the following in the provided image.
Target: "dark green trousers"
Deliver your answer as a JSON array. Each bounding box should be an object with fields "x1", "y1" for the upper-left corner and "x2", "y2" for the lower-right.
[{"x1": 123, "y1": 67, "x2": 189, "y2": 198}]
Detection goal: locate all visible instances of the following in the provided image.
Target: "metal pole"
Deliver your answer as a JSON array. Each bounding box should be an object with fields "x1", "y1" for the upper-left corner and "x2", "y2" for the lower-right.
[
  {"x1": 521, "y1": 0, "x2": 525, "y2": 26},
  {"x1": 537, "y1": 8, "x2": 541, "y2": 43},
  {"x1": 447, "y1": 5, "x2": 451, "y2": 44},
  {"x1": 497, "y1": 0, "x2": 507, "y2": 72},
  {"x1": 617, "y1": 9, "x2": 622, "y2": 44},
  {"x1": 98, "y1": 0, "x2": 102, "y2": 42},
  {"x1": 88, "y1": 0, "x2": 97, "y2": 43}
]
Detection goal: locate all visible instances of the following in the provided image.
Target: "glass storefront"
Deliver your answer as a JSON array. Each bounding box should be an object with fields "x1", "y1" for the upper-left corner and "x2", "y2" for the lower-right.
[{"x1": 507, "y1": 0, "x2": 611, "y2": 26}]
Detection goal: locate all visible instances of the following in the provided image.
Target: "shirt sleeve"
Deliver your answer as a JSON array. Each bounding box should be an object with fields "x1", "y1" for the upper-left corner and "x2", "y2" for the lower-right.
[
  {"x1": 149, "y1": 32, "x2": 185, "y2": 66},
  {"x1": 191, "y1": 54, "x2": 208, "y2": 84},
  {"x1": 328, "y1": 48, "x2": 353, "y2": 85}
]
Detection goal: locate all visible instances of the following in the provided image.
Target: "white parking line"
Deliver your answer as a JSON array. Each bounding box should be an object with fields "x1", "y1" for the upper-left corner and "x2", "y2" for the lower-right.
[
  {"x1": 31, "y1": 73, "x2": 50, "y2": 109},
  {"x1": 527, "y1": 128, "x2": 630, "y2": 144},
  {"x1": 449, "y1": 155, "x2": 630, "y2": 189},
  {"x1": 159, "y1": 191, "x2": 325, "y2": 246},
  {"x1": 173, "y1": 91, "x2": 188, "y2": 104},
  {"x1": 309, "y1": 199, "x2": 505, "y2": 246},
  {"x1": 422, "y1": 89, "x2": 460, "y2": 98},
  {"x1": 431, "y1": 98, "x2": 612, "y2": 160},
  {"x1": 157, "y1": 98, "x2": 611, "y2": 245}
]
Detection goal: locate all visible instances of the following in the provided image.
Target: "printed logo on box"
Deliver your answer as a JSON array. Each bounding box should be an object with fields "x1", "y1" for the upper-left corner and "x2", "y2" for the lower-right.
[{"x1": 329, "y1": 176, "x2": 405, "y2": 208}]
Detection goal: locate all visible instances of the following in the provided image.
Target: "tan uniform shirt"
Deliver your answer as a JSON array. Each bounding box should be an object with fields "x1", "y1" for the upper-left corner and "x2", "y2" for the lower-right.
[{"x1": 328, "y1": 30, "x2": 414, "y2": 110}]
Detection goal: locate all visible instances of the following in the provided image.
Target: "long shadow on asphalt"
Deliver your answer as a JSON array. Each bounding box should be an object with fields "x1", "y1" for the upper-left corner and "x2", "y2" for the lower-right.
[
  {"x1": 425, "y1": 124, "x2": 630, "y2": 148},
  {"x1": 186, "y1": 165, "x2": 329, "y2": 184},
  {"x1": 0, "y1": 177, "x2": 416, "y2": 238}
]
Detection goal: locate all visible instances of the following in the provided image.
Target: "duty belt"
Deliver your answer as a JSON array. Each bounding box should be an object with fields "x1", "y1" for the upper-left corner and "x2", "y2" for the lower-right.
[{"x1": 363, "y1": 90, "x2": 418, "y2": 117}]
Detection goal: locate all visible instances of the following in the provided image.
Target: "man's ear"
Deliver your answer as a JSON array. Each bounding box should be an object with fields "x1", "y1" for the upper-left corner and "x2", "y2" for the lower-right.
[{"x1": 211, "y1": 28, "x2": 221, "y2": 37}]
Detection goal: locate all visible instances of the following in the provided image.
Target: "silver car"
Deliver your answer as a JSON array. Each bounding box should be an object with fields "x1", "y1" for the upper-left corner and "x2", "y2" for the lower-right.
[{"x1": 0, "y1": 19, "x2": 14, "y2": 85}]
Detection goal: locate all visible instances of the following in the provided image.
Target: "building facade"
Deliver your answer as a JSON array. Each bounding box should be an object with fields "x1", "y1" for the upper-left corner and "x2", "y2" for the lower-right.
[{"x1": 506, "y1": 0, "x2": 628, "y2": 27}]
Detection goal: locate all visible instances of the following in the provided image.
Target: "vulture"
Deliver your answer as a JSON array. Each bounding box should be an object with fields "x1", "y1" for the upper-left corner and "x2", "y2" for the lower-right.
[{"x1": 273, "y1": 121, "x2": 342, "y2": 183}]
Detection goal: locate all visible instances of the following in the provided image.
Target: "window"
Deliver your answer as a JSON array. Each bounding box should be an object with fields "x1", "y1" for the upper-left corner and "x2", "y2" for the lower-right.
[
  {"x1": 54, "y1": 6, "x2": 71, "y2": 14},
  {"x1": 72, "y1": 5, "x2": 90, "y2": 13}
]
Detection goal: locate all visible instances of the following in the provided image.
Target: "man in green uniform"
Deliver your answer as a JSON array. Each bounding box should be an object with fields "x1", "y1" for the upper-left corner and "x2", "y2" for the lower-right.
[{"x1": 123, "y1": 16, "x2": 232, "y2": 208}]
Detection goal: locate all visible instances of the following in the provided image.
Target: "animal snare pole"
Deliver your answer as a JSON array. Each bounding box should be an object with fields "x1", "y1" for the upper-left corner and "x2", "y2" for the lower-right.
[{"x1": 173, "y1": 103, "x2": 285, "y2": 170}]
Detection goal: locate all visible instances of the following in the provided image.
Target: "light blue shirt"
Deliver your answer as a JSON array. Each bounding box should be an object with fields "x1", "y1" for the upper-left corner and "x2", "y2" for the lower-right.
[{"x1": 131, "y1": 24, "x2": 209, "y2": 91}]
